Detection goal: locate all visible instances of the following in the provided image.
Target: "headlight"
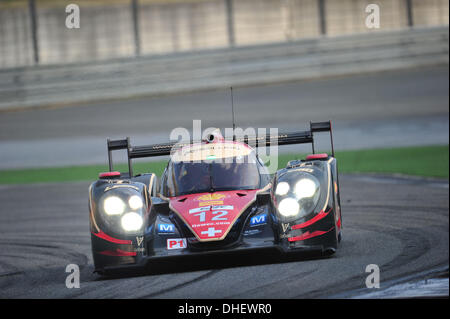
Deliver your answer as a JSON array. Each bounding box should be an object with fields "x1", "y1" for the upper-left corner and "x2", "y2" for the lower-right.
[
  {"x1": 121, "y1": 212, "x2": 143, "y2": 231},
  {"x1": 103, "y1": 196, "x2": 125, "y2": 215},
  {"x1": 128, "y1": 195, "x2": 143, "y2": 210},
  {"x1": 275, "y1": 182, "x2": 290, "y2": 196},
  {"x1": 294, "y1": 178, "x2": 319, "y2": 199},
  {"x1": 278, "y1": 197, "x2": 300, "y2": 217},
  {"x1": 275, "y1": 174, "x2": 321, "y2": 219}
]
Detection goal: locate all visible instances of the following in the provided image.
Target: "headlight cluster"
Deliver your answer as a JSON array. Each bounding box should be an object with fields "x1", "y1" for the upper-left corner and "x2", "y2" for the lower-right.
[
  {"x1": 101, "y1": 194, "x2": 144, "y2": 232},
  {"x1": 275, "y1": 174, "x2": 320, "y2": 219}
]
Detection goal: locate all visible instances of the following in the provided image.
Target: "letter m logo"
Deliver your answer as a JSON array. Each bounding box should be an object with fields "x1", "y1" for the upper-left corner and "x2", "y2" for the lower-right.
[
  {"x1": 250, "y1": 214, "x2": 267, "y2": 226},
  {"x1": 158, "y1": 224, "x2": 174, "y2": 232}
]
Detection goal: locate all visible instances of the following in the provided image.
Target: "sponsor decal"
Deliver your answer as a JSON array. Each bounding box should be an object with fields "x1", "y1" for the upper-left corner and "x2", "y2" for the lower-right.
[
  {"x1": 250, "y1": 213, "x2": 267, "y2": 226},
  {"x1": 196, "y1": 193, "x2": 226, "y2": 201},
  {"x1": 167, "y1": 238, "x2": 187, "y2": 250},
  {"x1": 201, "y1": 201, "x2": 222, "y2": 206},
  {"x1": 171, "y1": 141, "x2": 252, "y2": 162},
  {"x1": 189, "y1": 206, "x2": 211, "y2": 214},
  {"x1": 244, "y1": 229, "x2": 261, "y2": 236},
  {"x1": 212, "y1": 205, "x2": 234, "y2": 210},
  {"x1": 195, "y1": 193, "x2": 226, "y2": 206},
  {"x1": 158, "y1": 223, "x2": 175, "y2": 233},
  {"x1": 191, "y1": 221, "x2": 231, "y2": 228}
]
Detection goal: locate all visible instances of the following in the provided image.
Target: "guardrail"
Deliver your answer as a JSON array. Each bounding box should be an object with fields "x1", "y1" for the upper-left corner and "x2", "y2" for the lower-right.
[{"x1": 0, "y1": 26, "x2": 448, "y2": 111}]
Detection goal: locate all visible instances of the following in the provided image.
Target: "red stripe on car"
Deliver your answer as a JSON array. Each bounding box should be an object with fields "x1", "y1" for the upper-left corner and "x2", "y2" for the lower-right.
[
  {"x1": 291, "y1": 208, "x2": 332, "y2": 230},
  {"x1": 305, "y1": 153, "x2": 328, "y2": 160},
  {"x1": 288, "y1": 227, "x2": 334, "y2": 242},
  {"x1": 92, "y1": 231, "x2": 132, "y2": 245},
  {"x1": 99, "y1": 171, "x2": 121, "y2": 178},
  {"x1": 98, "y1": 249, "x2": 136, "y2": 256}
]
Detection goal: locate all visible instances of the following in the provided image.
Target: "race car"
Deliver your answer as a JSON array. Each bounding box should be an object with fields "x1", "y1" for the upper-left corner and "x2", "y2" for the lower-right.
[{"x1": 88, "y1": 121, "x2": 342, "y2": 275}]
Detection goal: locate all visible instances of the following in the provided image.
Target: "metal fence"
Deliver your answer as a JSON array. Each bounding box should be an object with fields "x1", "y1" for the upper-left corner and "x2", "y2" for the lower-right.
[{"x1": 0, "y1": 0, "x2": 448, "y2": 68}]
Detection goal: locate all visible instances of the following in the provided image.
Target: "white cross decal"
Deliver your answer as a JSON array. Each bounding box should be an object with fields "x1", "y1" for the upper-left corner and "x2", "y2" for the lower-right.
[{"x1": 201, "y1": 227, "x2": 222, "y2": 237}]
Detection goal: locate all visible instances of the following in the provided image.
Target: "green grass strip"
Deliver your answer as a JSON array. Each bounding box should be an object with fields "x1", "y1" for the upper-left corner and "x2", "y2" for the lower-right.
[
  {"x1": 0, "y1": 145, "x2": 447, "y2": 184},
  {"x1": 279, "y1": 145, "x2": 448, "y2": 178}
]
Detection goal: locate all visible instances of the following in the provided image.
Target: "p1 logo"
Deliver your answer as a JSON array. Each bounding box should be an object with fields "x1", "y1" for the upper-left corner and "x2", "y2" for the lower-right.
[{"x1": 167, "y1": 238, "x2": 187, "y2": 250}]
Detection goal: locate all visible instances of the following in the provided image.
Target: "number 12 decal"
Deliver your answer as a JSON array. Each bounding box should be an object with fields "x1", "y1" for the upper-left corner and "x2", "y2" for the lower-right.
[
  {"x1": 192, "y1": 210, "x2": 229, "y2": 222},
  {"x1": 189, "y1": 206, "x2": 233, "y2": 222}
]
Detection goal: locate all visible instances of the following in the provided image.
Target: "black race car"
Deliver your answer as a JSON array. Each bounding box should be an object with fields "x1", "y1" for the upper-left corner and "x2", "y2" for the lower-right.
[{"x1": 88, "y1": 121, "x2": 342, "y2": 275}]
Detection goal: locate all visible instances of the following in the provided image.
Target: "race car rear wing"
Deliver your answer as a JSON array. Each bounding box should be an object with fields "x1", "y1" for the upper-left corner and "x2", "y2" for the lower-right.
[
  {"x1": 234, "y1": 121, "x2": 334, "y2": 156},
  {"x1": 310, "y1": 120, "x2": 335, "y2": 156},
  {"x1": 106, "y1": 120, "x2": 334, "y2": 177}
]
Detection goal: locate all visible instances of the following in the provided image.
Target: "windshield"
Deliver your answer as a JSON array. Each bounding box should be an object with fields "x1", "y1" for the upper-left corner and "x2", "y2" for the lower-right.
[{"x1": 166, "y1": 156, "x2": 261, "y2": 196}]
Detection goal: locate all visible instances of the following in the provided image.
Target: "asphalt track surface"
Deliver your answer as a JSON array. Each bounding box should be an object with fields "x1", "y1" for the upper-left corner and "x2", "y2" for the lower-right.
[
  {"x1": 0, "y1": 174, "x2": 447, "y2": 298},
  {"x1": 0, "y1": 65, "x2": 448, "y2": 299},
  {"x1": 0, "y1": 65, "x2": 448, "y2": 169}
]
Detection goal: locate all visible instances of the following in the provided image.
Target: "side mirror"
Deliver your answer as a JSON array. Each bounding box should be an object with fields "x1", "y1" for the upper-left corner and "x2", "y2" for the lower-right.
[{"x1": 151, "y1": 196, "x2": 170, "y2": 214}]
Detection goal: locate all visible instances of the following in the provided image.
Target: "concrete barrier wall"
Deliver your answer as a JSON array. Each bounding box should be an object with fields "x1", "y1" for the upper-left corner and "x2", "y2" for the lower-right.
[
  {"x1": 1, "y1": 0, "x2": 449, "y2": 68},
  {"x1": 0, "y1": 26, "x2": 447, "y2": 110}
]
